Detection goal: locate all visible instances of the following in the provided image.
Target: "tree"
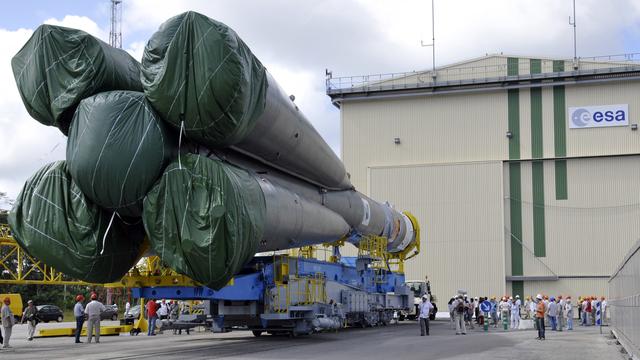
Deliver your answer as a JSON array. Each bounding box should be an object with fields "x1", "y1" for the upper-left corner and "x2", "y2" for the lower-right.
[{"x1": 0, "y1": 192, "x2": 14, "y2": 224}]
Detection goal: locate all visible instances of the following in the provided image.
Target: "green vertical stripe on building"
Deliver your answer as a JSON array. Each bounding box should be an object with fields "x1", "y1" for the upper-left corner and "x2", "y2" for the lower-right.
[
  {"x1": 507, "y1": 57, "x2": 519, "y2": 76},
  {"x1": 508, "y1": 89, "x2": 520, "y2": 159},
  {"x1": 512, "y1": 281, "x2": 524, "y2": 299},
  {"x1": 553, "y1": 84, "x2": 568, "y2": 200},
  {"x1": 530, "y1": 88, "x2": 543, "y2": 158},
  {"x1": 553, "y1": 86, "x2": 566, "y2": 157},
  {"x1": 530, "y1": 60, "x2": 546, "y2": 258},
  {"x1": 555, "y1": 160, "x2": 568, "y2": 200},
  {"x1": 532, "y1": 161, "x2": 546, "y2": 257},
  {"x1": 530, "y1": 59, "x2": 542, "y2": 74},
  {"x1": 509, "y1": 163, "x2": 523, "y2": 276},
  {"x1": 553, "y1": 60, "x2": 565, "y2": 72}
]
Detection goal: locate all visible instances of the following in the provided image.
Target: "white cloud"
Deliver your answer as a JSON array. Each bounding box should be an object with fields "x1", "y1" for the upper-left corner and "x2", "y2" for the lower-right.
[
  {"x1": 0, "y1": 28, "x2": 67, "y2": 204},
  {"x1": 125, "y1": 40, "x2": 146, "y2": 62},
  {"x1": 43, "y1": 15, "x2": 108, "y2": 42}
]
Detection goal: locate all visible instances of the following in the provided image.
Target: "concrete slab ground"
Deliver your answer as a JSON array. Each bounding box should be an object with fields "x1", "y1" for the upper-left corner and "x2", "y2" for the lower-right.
[{"x1": 0, "y1": 319, "x2": 628, "y2": 359}]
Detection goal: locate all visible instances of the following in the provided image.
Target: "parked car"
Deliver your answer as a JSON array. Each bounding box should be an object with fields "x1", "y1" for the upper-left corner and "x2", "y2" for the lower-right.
[
  {"x1": 124, "y1": 304, "x2": 146, "y2": 324},
  {"x1": 101, "y1": 304, "x2": 119, "y2": 321},
  {"x1": 36, "y1": 305, "x2": 63, "y2": 323}
]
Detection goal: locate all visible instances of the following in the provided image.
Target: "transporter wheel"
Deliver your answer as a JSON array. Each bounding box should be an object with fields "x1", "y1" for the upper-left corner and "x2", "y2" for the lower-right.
[
  {"x1": 252, "y1": 330, "x2": 263, "y2": 337},
  {"x1": 399, "y1": 314, "x2": 405, "y2": 321},
  {"x1": 57, "y1": 316, "x2": 63, "y2": 322},
  {"x1": 112, "y1": 314, "x2": 118, "y2": 321}
]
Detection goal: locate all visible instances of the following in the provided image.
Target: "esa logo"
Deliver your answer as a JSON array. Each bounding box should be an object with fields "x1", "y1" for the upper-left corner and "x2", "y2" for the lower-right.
[{"x1": 569, "y1": 104, "x2": 629, "y2": 129}]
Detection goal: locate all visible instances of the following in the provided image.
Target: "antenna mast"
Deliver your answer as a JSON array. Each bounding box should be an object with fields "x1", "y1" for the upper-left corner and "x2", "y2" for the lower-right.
[
  {"x1": 569, "y1": 0, "x2": 577, "y2": 69},
  {"x1": 109, "y1": 0, "x2": 123, "y2": 48},
  {"x1": 420, "y1": 0, "x2": 436, "y2": 81}
]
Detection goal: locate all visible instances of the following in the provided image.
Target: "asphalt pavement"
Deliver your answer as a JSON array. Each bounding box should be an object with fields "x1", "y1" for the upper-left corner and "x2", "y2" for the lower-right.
[{"x1": 0, "y1": 319, "x2": 627, "y2": 360}]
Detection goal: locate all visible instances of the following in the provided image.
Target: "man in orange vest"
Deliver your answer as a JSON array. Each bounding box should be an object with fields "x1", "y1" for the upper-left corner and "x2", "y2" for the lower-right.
[{"x1": 535, "y1": 294, "x2": 546, "y2": 340}]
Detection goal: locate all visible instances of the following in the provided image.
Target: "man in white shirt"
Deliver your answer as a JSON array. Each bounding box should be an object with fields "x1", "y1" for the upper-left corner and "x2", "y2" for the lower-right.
[
  {"x1": 601, "y1": 297, "x2": 608, "y2": 325},
  {"x1": 418, "y1": 295, "x2": 433, "y2": 336},
  {"x1": 510, "y1": 295, "x2": 521, "y2": 329},
  {"x1": 158, "y1": 300, "x2": 169, "y2": 320},
  {"x1": 565, "y1": 297, "x2": 574, "y2": 330},
  {"x1": 84, "y1": 294, "x2": 106, "y2": 343},
  {"x1": 557, "y1": 296, "x2": 565, "y2": 331}
]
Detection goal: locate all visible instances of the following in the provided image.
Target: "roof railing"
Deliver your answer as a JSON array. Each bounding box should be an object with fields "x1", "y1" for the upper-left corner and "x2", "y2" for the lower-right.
[{"x1": 326, "y1": 53, "x2": 640, "y2": 94}]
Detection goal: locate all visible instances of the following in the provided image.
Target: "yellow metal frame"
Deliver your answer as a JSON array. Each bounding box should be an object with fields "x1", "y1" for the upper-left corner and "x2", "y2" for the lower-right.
[
  {"x1": 269, "y1": 254, "x2": 327, "y2": 313},
  {"x1": 0, "y1": 225, "x2": 92, "y2": 286},
  {"x1": 385, "y1": 211, "x2": 421, "y2": 274},
  {"x1": 0, "y1": 224, "x2": 198, "y2": 287}
]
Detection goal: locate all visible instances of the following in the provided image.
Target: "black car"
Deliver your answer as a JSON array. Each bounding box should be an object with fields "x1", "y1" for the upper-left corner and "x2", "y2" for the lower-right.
[
  {"x1": 100, "y1": 304, "x2": 118, "y2": 321},
  {"x1": 36, "y1": 305, "x2": 63, "y2": 323}
]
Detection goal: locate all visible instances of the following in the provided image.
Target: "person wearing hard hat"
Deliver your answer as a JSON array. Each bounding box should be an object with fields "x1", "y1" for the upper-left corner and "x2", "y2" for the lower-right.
[
  {"x1": 489, "y1": 297, "x2": 498, "y2": 328},
  {"x1": 452, "y1": 295, "x2": 466, "y2": 335},
  {"x1": 535, "y1": 294, "x2": 546, "y2": 340},
  {"x1": 601, "y1": 296, "x2": 608, "y2": 325},
  {"x1": 21, "y1": 300, "x2": 38, "y2": 341},
  {"x1": 557, "y1": 296, "x2": 565, "y2": 331},
  {"x1": 447, "y1": 297, "x2": 456, "y2": 329},
  {"x1": 547, "y1": 297, "x2": 558, "y2": 330},
  {"x1": 418, "y1": 295, "x2": 433, "y2": 336},
  {"x1": 498, "y1": 297, "x2": 510, "y2": 331},
  {"x1": 1, "y1": 297, "x2": 15, "y2": 348},
  {"x1": 84, "y1": 293, "x2": 106, "y2": 343},
  {"x1": 510, "y1": 295, "x2": 521, "y2": 329},
  {"x1": 565, "y1": 297, "x2": 574, "y2": 330},
  {"x1": 74, "y1": 295, "x2": 85, "y2": 344}
]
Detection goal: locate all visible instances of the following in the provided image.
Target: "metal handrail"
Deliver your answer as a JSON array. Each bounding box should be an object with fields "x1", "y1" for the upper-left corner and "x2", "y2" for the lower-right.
[{"x1": 326, "y1": 52, "x2": 640, "y2": 94}]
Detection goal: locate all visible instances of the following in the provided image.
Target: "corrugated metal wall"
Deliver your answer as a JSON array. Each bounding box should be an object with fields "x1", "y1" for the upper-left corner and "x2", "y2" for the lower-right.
[
  {"x1": 504, "y1": 156, "x2": 640, "y2": 279},
  {"x1": 523, "y1": 278, "x2": 609, "y2": 299},
  {"x1": 342, "y1": 91, "x2": 508, "y2": 194},
  {"x1": 609, "y1": 239, "x2": 640, "y2": 358},
  {"x1": 368, "y1": 161, "x2": 506, "y2": 300}
]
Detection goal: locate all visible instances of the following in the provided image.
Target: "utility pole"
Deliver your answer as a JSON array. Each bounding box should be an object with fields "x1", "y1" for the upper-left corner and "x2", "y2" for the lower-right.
[
  {"x1": 569, "y1": 0, "x2": 577, "y2": 69},
  {"x1": 109, "y1": 0, "x2": 123, "y2": 48},
  {"x1": 420, "y1": 0, "x2": 436, "y2": 81}
]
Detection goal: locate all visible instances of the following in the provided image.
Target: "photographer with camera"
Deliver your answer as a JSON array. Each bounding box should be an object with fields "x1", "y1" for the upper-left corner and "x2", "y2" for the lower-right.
[{"x1": 21, "y1": 300, "x2": 38, "y2": 341}]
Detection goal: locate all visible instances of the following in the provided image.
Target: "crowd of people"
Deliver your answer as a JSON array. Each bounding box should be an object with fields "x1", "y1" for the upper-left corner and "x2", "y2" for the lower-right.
[
  {"x1": 418, "y1": 293, "x2": 608, "y2": 339},
  {"x1": 144, "y1": 299, "x2": 182, "y2": 336},
  {"x1": 0, "y1": 293, "x2": 194, "y2": 350}
]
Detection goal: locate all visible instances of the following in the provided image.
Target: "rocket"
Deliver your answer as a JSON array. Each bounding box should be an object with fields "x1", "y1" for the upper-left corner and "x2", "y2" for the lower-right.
[{"x1": 9, "y1": 11, "x2": 419, "y2": 289}]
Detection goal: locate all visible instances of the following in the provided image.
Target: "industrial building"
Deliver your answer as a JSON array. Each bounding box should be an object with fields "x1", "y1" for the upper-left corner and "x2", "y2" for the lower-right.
[{"x1": 327, "y1": 54, "x2": 640, "y2": 301}]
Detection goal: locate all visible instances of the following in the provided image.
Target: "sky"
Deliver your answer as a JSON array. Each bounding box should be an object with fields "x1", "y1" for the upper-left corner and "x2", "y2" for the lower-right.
[{"x1": 0, "y1": 0, "x2": 639, "y2": 208}]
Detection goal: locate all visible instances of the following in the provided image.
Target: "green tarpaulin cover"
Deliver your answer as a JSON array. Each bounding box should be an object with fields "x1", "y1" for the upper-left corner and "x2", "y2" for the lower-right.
[
  {"x1": 141, "y1": 11, "x2": 267, "y2": 147},
  {"x1": 8, "y1": 161, "x2": 146, "y2": 283},
  {"x1": 12, "y1": 24, "x2": 142, "y2": 134},
  {"x1": 142, "y1": 153, "x2": 266, "y2": 289},
  {"x1": 67, "y1": 91, "x2": 175, "y2": 218}
]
